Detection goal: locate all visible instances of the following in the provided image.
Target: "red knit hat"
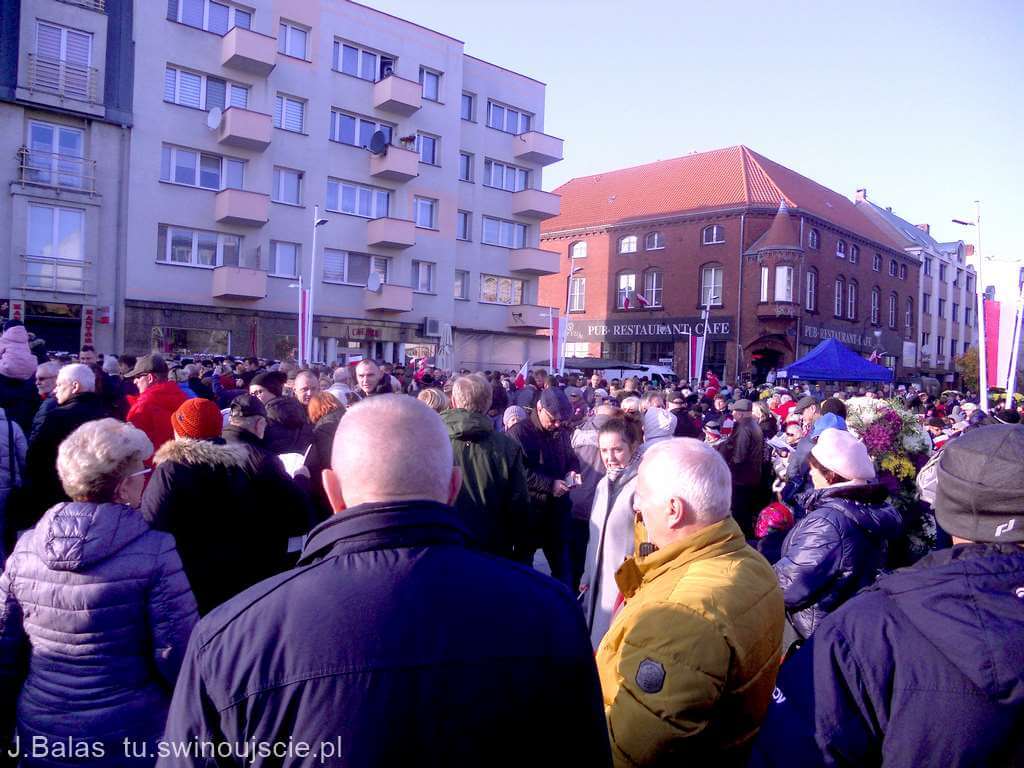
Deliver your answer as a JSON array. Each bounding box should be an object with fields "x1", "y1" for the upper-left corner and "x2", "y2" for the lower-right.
[{"x1": 172, "y1": 398, "x2": 223, "y2": 439}]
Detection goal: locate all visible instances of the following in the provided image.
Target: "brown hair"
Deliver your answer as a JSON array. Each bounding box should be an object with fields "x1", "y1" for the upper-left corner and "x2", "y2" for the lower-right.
[
  {"x1": 807, "y1": 451, "x2": 849, "y2": 485},
  {"x1": 307, "y1": 391, "x2": 344, "y2": 424}
]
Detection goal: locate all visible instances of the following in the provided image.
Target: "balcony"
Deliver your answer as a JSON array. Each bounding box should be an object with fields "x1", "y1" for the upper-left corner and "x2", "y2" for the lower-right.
[
  {"x1": 507, "y1": 304, "x2": 552, "y2": 330},
  {"x1": 214, "y1": 189, "x2": 269, "y2": 227},
  {"x1": 17, "y1": 148, "x2": 97, "y2": 195},
  {"x1": 211, "y1": 265, "x2": 267, "y2": 300},
  {"x1": 221, "y1": 27, "x2": 277, "y2": 76},
  {"x1": 55, "y1": 0, "x2": 105, "y2": 10},
  {"x1": 372, "y1": 75, "x2": 422, "y2": 116},
  {"x1": 367, "y1": 217, "x2": 416, "y2": 249},
  {"x1": 511, "y1": 189, "x2": 561, "y2": 220},
  {"x1": 19, "y1": 255, "x2": 93, "y2": 294},
  {"x1": 364, "y1": 283, "x2": 414, "y2": 313},
  {"x1": 26, "y1": 54, "x2": 99, "y2": 103},
  {"x1": 513, "y1": 131, "x2": 564, "y2": 166},
  {"x1": 756, "y1": 302, "x2": 799, "y2": 322},
  {"x1": 369, "y1": 146, "x2": 419, "y2": 182},
  {"x1": 509, "y1": 247, "x2": 560, "y2": 275},
  {"x1": 218, "y1": 107, "x2": 272, "y2": 151}
]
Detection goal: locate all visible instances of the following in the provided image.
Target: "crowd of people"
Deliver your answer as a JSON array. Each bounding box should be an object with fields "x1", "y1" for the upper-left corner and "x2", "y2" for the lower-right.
[{"x1": 0, "y1": 323, "x2": 1021, "y2": 766}]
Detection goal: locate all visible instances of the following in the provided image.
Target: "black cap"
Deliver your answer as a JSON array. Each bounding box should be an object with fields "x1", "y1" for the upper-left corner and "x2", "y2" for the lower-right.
[
  {"x1": 251, "y1": 370, "x2": 287, "y2": 398},
  {"x1": 230, "y1": 393, "x2": 266, "y2": 419},
  {"x1": 538, "y1": 387, "x2": 572, "y2": 420},
  {"x1": 793, "y1": 396, "x2": 818, "y2": 414}
]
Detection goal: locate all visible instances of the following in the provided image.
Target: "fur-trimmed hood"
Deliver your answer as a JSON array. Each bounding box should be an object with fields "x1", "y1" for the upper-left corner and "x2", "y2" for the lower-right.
[{"x1": 153, "y1": 437, "x2": 253, "y2": 469}]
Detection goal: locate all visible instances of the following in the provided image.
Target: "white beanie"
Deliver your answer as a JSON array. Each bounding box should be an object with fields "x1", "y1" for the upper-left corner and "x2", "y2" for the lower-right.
[
  {"x1": 643, "y1": 407, "x2": 677, "y2": 444},
  {"x1": 811, "y1": 428, "x2": 876, "y2": 482}
]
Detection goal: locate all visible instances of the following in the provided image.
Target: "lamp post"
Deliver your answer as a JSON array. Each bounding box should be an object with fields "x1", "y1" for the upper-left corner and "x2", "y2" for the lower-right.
[
  {"x1": 305, "y1": 205, "x2": 329, "y2": 365},
  {"x1": 952, "y1": 201, "x2": 986, "y2": 411}
]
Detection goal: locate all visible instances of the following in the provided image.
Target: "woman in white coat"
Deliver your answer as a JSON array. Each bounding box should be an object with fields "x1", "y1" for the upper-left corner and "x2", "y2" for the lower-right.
[{"x1": 579, "y1": 417, "x2": 642, "y2": 649}]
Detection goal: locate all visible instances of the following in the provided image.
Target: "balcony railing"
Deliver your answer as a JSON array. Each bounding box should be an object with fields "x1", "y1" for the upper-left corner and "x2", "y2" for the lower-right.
[
  {"x1": 55, "y1": 0, "x2": 106, "y2": 11},
  {"x1": 20, "y1": 255, "x2": 93, "y2": 294},
  {"x1": 17, "y1": 147, "x2": 97, "y2": 194},
  {"x1": 27, "y1": 55, "x2": 100, "y2": 103}
]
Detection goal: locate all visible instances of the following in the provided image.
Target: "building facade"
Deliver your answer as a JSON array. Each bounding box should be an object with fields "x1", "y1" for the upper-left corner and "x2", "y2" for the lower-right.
[{"x1": 539, "y1": 146, "x2": 921, "y2": 383}]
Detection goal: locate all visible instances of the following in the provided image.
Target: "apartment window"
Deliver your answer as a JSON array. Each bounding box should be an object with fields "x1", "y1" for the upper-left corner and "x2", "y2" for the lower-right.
[
  {"x1": 808, "y1": 229, "x2": 820, "y2": 249},
  {"x1": 274, "y1": 94, "x2": 305, "y2": 133},
  {"x1": 330, "y1": 110, "x2": 393, "y2": 148},
  {"x1": 272, "y1": 167, "x2": 302, "y2": 205},
  {"x1": 458, "y1": 152, "x2": 473, "y2": 182},
  {"x1": 164, "y1": 66, "x2": 248, "y2": 110},
  {"x1": 906, "y1": 298, "x2": 914, "y2": 329},
  {"x1": 570, "y1": 241, "x2": 587, "y2": 259},
  {"x1": 486, "y1": 100, "x2": 532, "y2": 135},
  {"x1": 332, "y1": 41, "x2": 393, "y2": 81},
  {"x1": 269, "y1": 241, "x2": 299, "y2": 277},
  {"x1": 834, "y1": 277, "x2": 845, "y2": 317},
  {"x1": 417, "y1": 133, "x2": 439, "y2": 165},
  {"x1": 326, "y1": 179, "x2": 390, "y2": 219},
  {"x1": 963, "y1": 341, "x2": 970, "y2": 355},
  {"x1": 412, "y1": 260, "x2": 435, "y2": 292},
  {"x1": 460, "y1": 92, "x2": 474, "y2": 121},
  {"x1": 951, "y1": 338, "x2": 958, "y2": 358},
  {"x1": 805, "y1": 268, "x2": 818, "y2": 311},
  {"x1": 952, "y1": 302, "x2": 959, "y2": 322},
  {"x1": 277, "y1": 21, "x2": 308, "y2": 59},
  {"x1": 924, "y1": 257, "x2": 933, "y2": 276},
  {"x1": 483, "y1": 159, "x2": 529, "y2": 192},
  {"x1": 937, "y1": 335, "x2": 945, "y2": 357},
  {"x1": 871, "y1": 287, "x2": 880, "y2": 325},
  {"x1": 482, "y1": 216, "x2": 527, "y2": 248},
  {"x1": 414, "y1": 197, "x2": 437, "y2": 229},
  {"x1": 939, "y1": 263, "x2": 948, "y2": 281},
  {"x1": 702, "y1": 224, "x2": 725, "y2": 245},
  {"x1": 168, "y1": 0, "x2": 251, "y2": 34},
  {"x1": 760, "y1": 267, "x2": 770, "y2": 303},
  {"x1": 966, "y1": 274, "x2": 973, "y2": 292},
  {"x1": 923, "y1": 293, "x2": 931, "y2": 313},
  {"x1": 454, "y1": 270, "x2": 469, "y2": 300},
  {"x1": 921, "y1": 331, "x2": 930, "y2": 348},
  {"x1": 160, "y1": 145, "x2": 244, "y2": 190},
  {"x1": 889, "y1": 293, "x2": 898, "y2": 329},
  {"x1": 619, "y1": 235, "x2": 637, "y2": 254},
  {"x1": 889, "y1": 259, "x2": 898, "y2": 277},
  {"x1": 954, "y1": 268, "x2": 963, "y2": 288},
  {"x1": 775, "y1": 265, "x2": 794, "y2": 303},
  {"x1": 850, "y1": 244, "x2": 860, "y2": 264},
  {"x1": 569, "y1": 277, "x2": 586, "y2": 312},
  {"x1": 157, "y1": 224, "x2": 240, "y2": 268},
  {"x1": 899, "y1": 264, "x2": 907, "y2": 280},
  {"x1": 836, "y1": 240, "x2": 846, "y2": 259},
  {"x1": 28, "y1": 203, "x2": 85, "y2": 260},
  {"x1": 35, "y1": 22, "x2": 92, "y2": 101},
  {"x1": 938, "y1": 298, "x2": 946, "y2": 318},
  {"x1": 643, "y1": 270, "x2": 663, "y2": 307},
  {"x1": 323, "y1": 250, "x2": 388, "y2": 285},
  {"x1": 846, "y1": 280, "x2": 857, "y2": 320},
  {"x1": 617, "y1": 273, "x2": 636, "y2": 310},
  {"x1": 26, "y1": 121, "x2": 85, "y2": 189},
  {"x1": 480, "y1": 275, "x2": 524, "y2": 305},
  {"x1": 965, "y1": 307, "x2": 973, "y2": 326},
  {"x1": 701, "y1": 265, "x2": 723, "y2": 307},
  {"x1": 456, "y1": 210, "x2": 471, "y2": 241},
  {"x1": 419, "y1": 68, "x2": 441, "y2": 102},
  {"x1": 645, "y1": 232, "x2": 665, "y2": 250},
  {"x1": 872, "y1": 253, "x2": 881, "y2": 272}
]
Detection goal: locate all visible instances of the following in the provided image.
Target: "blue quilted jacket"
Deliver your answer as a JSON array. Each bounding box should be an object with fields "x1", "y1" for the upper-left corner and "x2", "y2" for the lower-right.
[{"x1": 0, "y1": 502, "x2": 197, "y2": 766}]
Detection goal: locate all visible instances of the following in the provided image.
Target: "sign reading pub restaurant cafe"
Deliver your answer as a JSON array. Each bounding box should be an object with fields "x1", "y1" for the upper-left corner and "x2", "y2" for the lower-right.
[{"x1": 565, "y1": 317, "x2": 734, "y2": 343}]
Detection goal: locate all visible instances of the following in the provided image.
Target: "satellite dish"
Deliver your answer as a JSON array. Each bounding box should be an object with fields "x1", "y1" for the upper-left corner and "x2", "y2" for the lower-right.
[
  {"x1": 206, "y1": 107, "x2": 223, "y2": 131},
  {"x1": 368, "y1": 130, "x2": 388, "y2": 156},
  {"x1": 366, "y1": 272, "x2": 383, "y2": 292}
]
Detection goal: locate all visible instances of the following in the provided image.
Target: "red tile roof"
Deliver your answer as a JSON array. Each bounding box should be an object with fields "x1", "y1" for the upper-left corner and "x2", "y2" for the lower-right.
[{"x1": 542, "y1": 145, "x2": 905, "y2": 251}]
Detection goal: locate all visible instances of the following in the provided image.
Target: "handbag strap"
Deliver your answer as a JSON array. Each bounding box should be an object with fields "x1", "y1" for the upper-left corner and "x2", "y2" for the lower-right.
[{"x1": 7, "y1": 412, "x2": 16, "y2": 486}]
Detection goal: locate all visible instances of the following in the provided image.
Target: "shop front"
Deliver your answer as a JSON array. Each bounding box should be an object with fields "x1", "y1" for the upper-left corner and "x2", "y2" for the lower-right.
[
  {"x1": 4, "y1": 300, "x2": 112, "y2": 355},
  {"x1": 797, "y1": 322, "x2": 908, "y2": 378},
  {"x1": 314, "y1": 319, "x2": 435, "y2": 365}
]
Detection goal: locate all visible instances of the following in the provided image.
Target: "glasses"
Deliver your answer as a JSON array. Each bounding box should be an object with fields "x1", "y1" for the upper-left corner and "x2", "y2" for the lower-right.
[{"x1": 126, "y1": 467, "x2": 152, "y2": 479}]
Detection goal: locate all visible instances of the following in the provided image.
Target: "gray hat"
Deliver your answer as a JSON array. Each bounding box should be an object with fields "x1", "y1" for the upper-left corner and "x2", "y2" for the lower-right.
[
  {"x1": 935, "y1": 424, "x2": 1024, "y2": 543},
  {"x1": 538, "y1": 387, "x2": 572, "y2": 421},
  {"x1": 125, "y1": 353, "x2": 169, "y2": 379},
  {"x1": 793, "y1": 396, "x2": 818, "y2": 414},
  {"x1": 731, "y1": 398, "x2": 753, "y2": 413}
]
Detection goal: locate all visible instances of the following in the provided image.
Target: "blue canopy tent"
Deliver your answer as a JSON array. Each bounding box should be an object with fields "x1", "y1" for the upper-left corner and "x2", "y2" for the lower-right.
[{"x1": 778, "y1": 338, "x2": 893, "y2": 382}]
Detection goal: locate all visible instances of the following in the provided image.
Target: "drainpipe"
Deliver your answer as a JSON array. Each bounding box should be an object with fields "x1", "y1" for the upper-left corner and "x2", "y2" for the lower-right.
[
  {"x1": 797, "y1": 216, "x2": 805, "y2": 363},
  {"x1": 114, "y1": 123, "x2": 129, "y2": 352},
  {"x1": 734, "y1": 213, "x2": 745, "y2": 381}
]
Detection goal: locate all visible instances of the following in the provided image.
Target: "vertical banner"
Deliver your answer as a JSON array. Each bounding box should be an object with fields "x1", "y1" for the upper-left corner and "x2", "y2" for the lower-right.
[
  {"x1": 984, "y1": 298, "x2": 1000, "y2": 389},
  {"x1": 554, "y1": 314, "x2": 568, "y2": 373},
  {"x1": 80, "y1": 305, "x2": 96, "y2": 349},
  {"x1": 8, "y1": 300, "x2": 24, "y2": 323},
  {"x1": 549, "y1": 313, "x2": 561, "y2": 373},
  {"x1": 298, "y1": 288, "x2": 309, "y2": 365}
]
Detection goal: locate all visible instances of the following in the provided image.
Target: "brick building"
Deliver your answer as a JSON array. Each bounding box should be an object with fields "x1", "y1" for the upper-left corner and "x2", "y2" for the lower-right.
[{"x1": 538, "y1": 146, "x2": 920, "y2": 383}]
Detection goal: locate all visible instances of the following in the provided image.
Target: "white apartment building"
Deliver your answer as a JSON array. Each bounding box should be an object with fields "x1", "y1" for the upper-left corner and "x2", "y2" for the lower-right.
[
  {"x1": 856, "y1": 190, "x2": 978, "y2": 382},
  {"x1": 124, "y1": 0, "x2": 563, "y2": 366}
]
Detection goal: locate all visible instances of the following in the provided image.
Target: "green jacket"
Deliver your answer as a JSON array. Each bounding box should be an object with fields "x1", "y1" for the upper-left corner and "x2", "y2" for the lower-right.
[{"x1": 441, "y1": 409, "x2": 531, "y2": 559}]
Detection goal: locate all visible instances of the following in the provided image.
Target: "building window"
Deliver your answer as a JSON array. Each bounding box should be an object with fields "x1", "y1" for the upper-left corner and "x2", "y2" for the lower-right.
[
  {"x1": 169, "y1": 0, "x2": 251, "y2": 34},
  {"x1": 643, "y1": 270, "x2": 663, "y2": 307},
  {"x1": 28, "y1": 203, "x2": 85, "y2": 267},
  {"x1": 456, "y1": 210, "x2": 471, "y2": 241},
  {"x1": 645, "y1": 232, "x2": 665, "y2": 250},
  {"x1": 482, "y1": 216, "x2": 527, "y2": 248},
  {"x1": 412, "y1": 260, "x2": 435, "y2": 292},
  {"x1": 951, "y1": 338, "x2": 958, "y2": 358},
  {"x1": 922, "y1": 331, "x2": 930, "y2": 348},
  {"x1": 479, "y1": 274, "x2": 524, "y2": 305},
  {"x1": 701, "y1": 265, "x2": 723, "y2": 307},
  {"x1": 923, "y1": 293, "x2": 931, "y2": 314},
  {"x1": 805, "y1": 268, "x2": 818, "y2": 311},
  {"x1": 872, "y1": 253, "x2": 881, "y2": 272},
  {"x1": 836, "y1": 240, "x2": 846, "y2": 259},
  {"x1": 966, "y1": 274, "x2": 973, "y2": 292},
  {"x1": 888, "y1": 293, "x2": 898, "y2": 329},
  {"x1": 889, "y1": 259, "x2": 898, "y2": 277},
  {"x1": 954, "y1": 268, "x2": 963, "y2": 287},
  {"x1": 157, "y1": 224, "x2": 240, "y2": 268},
  {"x1": 760, "y1": 267, "x2": 770, "y2": 303},
  {"x1": 26, "y1": 121, "x2": 87, "y2": 190},
  {"x1": 618, "y1": 235, "x2": 637, "y2": 254},
  {"x1": 808, "y1": 229, "x2": 820, "y2": 249},
  {"x1": 569, "y1": 277, "x2": 585, "y2": 312},
  {"x1": 160, "y1": 145, "x2": 244, "y2": 191},
  {"x1": 483, "y1": 159, "x2": 529, "y2": 192},
  {"x1": 952, "y1": 302, "x2": 959, "y2": 322},
  {"x1": 277, "y1": 21, "x2": 308, "y2": 60},
  {"x1": 164, "y1": 65, "x2": 248, "y2": 111},
  {"x1": 273, "y1": 94, "x2": 305, "y2": 133},
  {"x1": 965, "y1": 307, "x2": 973, "y2": 326},
  {"x1": 486, "y1": 100, "x2": 532, "y2": 135},
  {"x1": 323, "y1": 249, "x2": 388, "y2": 285},
  {"x1": 414, "y1": 197, "x2": 437, "y2": 229},
  {"x1": 454, "y1": 269, "x2": 469, "y2": 300},
  {"x1": 458, "y1": 152, "x2": 473, "y2": 182},
  {"x1": 899, "y1": 264, "x2": 907, "y2": 280},
  {"x1": 332, "y1": 41, "x2": 393, "y2": 81},
  {"x1": 849, "y1": 244, "x2": 859, "y2": 264},
  {"x1": 906, "y1": 298, "x2": 914, "y2": 329},
  {"x1": 271, "y1": 166, "x2": 301, "y2": 205},
  {"x1": 601, "y1": 342, "x2": 634, "y2": 361},
  {"x1": 938, "y1": 298, "x2": 946, "y2": 318},
  {"x1": 419, "y1": 67, "x2": 441, "y2": 101},
  {"x1": 461, "y1": 92, "x2": 474, "y2": 121},
  {"x1": 775, "y1": 265, "x2": 794, "y2": 303},
  {"x1": 924, "y1": 257, "x2": 933, "y2": 276},
  {"x1": 329, "y1": 110, "x2": 393, "y2": 148},
  {"x1": 937, "y1": 335, "x2": 945, "y2": 357},
  {"x1": 269, "y1": 241, "x2": 299, "y2": 277},
  {"x1": 834, "y1": 277, "x2": 844, "y2": 317},
  {"x1": 417, "y1": 133, "x2": 439, "y2": 165},
  {"x1": 34, "y1": 22, "x2": 92, "y2": 101},
  {"x1": 939, "y1": 263, "x2": 948, "y2": 281},
  {"x1": 570, "y1": 241, "x2": 587, "y2": 259},
  {"x1": 847, "y1": 280, "x2": 857, "y2": 320},
  {"x1": 617, "y1": 273, "x2": 636, "y2": 310},
  {"x1": 702, "y1": 224, "x2": 725, "y2": 245},
  {"x1": 963, "y1": 341, "x2": 970, "y2": 355},
  {"x1": 871, "y1": 287, "x2": 880, "y2": 325},
  {"x1": 326, "y1": 179, "x2": 390, "y2": 218}
]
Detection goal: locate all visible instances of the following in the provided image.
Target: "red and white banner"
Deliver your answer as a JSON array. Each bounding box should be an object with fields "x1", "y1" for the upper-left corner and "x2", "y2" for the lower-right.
[
  {"x1": 984, "y1": 297, "x2": 1000, "y2": 388},
  {"x1": 8, "y1": 300, "x2": 24, "y2": 322},
  {"x1": 80, "y1": 306, "x2": 96, "y2": 348}
]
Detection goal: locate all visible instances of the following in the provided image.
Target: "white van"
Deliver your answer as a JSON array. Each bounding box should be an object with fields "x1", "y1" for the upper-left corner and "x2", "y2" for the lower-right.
[{"x1": 599, "y1": 364, "x2": 679, "y2": 387}]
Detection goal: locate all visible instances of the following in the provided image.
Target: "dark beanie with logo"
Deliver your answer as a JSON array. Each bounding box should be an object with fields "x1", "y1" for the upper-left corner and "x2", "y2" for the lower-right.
[{"x1": 934, "y1": 423, "x2": 1024, "y2": 543}]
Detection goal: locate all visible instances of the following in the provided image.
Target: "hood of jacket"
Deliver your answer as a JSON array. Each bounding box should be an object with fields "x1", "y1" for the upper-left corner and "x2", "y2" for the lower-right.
[
  {"x1": 153, "y1": 437, "x2": 253, "y2": 469},
  {"x1": 804, "y1": 482, "x2": 903, "y2": 539},
  {"x1": 265, "y1": 395, "x2": 308, "y2": 429},
  {"x1": 31, "y1": 501, "x2": 151, "y2": 571},
  {"x1": 2, "y1": 324, "x2": 30, "y2": 345},
  {"x1": 876, "y1": 543, "x2": 1024, "y2": 701},
  {"x1": 441, "y1": 408, "x2": 494, "y2": 442}
]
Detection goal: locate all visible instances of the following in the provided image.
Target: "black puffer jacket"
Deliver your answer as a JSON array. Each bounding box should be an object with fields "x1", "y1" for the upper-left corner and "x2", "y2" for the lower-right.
[
  {"x1": 263, "y1": 395, "x2": 313, "y2": 455},
  {"x1": 507, "y1": 412, "x2": 579, "y2": 509},
  {"x1": 774, "y1": 482, "x2": 902, "y2": 639}
]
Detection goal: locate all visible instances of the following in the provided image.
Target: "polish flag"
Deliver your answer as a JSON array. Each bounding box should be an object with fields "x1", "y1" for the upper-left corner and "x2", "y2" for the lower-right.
[
  {"x1": 623, "y1": 296, "x2": 631, "y2": 311},
  {"x1": 635, "y1": 292, "x2": 649, "y2": 308},
  {"x1": 514, "y1": 361, "x2": 530, "y2": 389}
]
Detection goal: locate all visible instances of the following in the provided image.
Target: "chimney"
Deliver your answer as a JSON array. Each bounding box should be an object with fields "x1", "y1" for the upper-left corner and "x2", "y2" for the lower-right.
[
  {"x1": 854, "y1": 188, "x2": 867, "y2": 202},
  {"x1": 915, "y1": 223, "x2": 930, "y2": 235}
]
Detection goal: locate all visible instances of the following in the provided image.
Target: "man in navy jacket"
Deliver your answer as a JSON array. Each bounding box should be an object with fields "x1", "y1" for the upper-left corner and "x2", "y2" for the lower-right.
[{"x1": 160, "y1": 394, "x2": 610, "y2": 767}]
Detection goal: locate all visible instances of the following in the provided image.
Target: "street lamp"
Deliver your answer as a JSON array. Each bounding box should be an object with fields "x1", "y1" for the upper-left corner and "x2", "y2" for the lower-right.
[
  {"x1": 305, "y1": 206, "x2": 329, "y2": 365},
  {"x1": 952, "y1": 201, "x2": 987, "y2": 411}
]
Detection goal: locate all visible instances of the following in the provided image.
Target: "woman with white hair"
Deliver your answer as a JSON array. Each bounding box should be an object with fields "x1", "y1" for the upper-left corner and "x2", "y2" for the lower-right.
[{"x1": 0, "y1": 418, "x2": 197, "y2": 766}]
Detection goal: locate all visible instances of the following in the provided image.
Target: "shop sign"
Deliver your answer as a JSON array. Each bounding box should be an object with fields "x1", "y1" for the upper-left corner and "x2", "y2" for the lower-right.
[
  {"x1": 566, "y1": 317, "x2": 733, "y2": 343},
  {"x1": 349, "y1": 326, "x2": 382, "y2": 340},
  {"x1": 803, "y1": 324, "x2": 870, "y2": 348},
  {"x1": 81, "y1": 306, "x2": 96, "y2": 347}
]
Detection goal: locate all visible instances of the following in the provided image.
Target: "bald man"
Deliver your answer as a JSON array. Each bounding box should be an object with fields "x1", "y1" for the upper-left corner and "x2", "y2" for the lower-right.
[{"x1": 161, "y1": 395, "x2": 611, "y2": 767}]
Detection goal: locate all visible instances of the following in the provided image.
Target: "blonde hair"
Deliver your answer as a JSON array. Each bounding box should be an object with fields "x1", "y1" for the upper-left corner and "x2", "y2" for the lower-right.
[
  {"x1": 58, "y1": 418, "x2": 153, "y2": 501},
  {"x1": 417, "y1": 387, "x2": 449, "y2": 413}
]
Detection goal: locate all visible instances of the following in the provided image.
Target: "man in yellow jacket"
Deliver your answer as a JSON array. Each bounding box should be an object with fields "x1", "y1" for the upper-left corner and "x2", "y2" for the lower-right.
[{"x1": 596, "y1": 438, "x2": 784, "y2": 766}]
